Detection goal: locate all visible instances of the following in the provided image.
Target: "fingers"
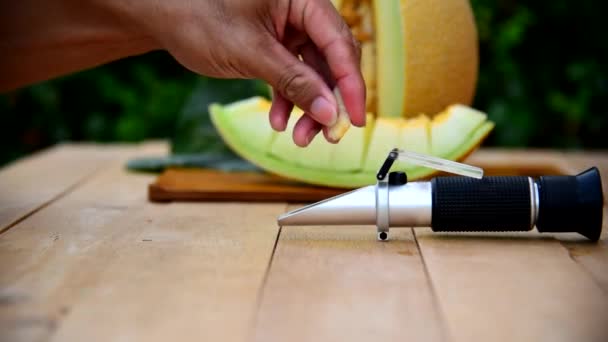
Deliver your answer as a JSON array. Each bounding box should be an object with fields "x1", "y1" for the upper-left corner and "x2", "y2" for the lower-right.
[
  {"x1": 269, "y1": 89, "x2": 293, "y2": 131},
  {"x1": 288, "y1": 0, "x2": 366, "y2": 127},
  {"x1": 253, "y1": 0, "x2": 366, "y2": 147},
  {"x1": 293, "y1": 113, "x2": 323, "y2": 147},
  {"x1": 255, "y1": 38, "x2": 337, "y2": 128},
  {"x1": 299, "y1": 42, "x2": 339, "y2": 145},
  {"x1": 264, "y1": 29, "x2": 335, "y2": 146}
]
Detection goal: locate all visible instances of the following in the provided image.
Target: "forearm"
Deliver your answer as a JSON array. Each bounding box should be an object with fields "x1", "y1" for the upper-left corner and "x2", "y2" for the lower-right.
[{"x1": 0, "y1": 0, "x2": 157, "y2": 91}]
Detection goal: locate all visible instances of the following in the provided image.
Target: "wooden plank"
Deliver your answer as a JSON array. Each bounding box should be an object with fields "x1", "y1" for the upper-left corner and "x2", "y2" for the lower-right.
[
  {"x1": 0, "y1": 143, "x2": 284, "y2": 342},
  {"x1": 414, "y1": 228, "x2": 608, "y2": 341},
  {"x1": 0, "y1": 143, "x2": 135, "y2": 234},
  {"x1": 253, "y1": 209, "x2": 444, "y2": 342},
  {"x1": 562, "y1": 209, "x2": 608, "y2": 294}
]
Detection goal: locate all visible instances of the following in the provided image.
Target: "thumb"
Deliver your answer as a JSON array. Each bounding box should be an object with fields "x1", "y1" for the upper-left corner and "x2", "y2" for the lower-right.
[{"x1": 252, "y1": 39, "x2": 338, "y2": 127}]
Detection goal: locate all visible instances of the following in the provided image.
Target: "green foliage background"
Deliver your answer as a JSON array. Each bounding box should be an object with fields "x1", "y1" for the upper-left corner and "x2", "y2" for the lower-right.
[{"x1": 1, "y1": 0, "x2": 607, "y2": 166}]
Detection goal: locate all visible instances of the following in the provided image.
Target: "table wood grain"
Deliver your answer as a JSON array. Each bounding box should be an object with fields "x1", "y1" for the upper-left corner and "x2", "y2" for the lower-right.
[{"x1": 0, "y1": 142, "x2": 606, "y2": 342}]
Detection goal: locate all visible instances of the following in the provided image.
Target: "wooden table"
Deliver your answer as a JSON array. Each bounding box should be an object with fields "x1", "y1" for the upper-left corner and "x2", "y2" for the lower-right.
[{"x1": 1, "y1": 142, "x2": 607, "y2": 342}]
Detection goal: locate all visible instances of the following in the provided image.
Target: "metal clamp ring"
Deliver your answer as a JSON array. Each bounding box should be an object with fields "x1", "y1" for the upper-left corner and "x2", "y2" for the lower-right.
[{"x1": 376, "y1": 179, "x2": 390, "y2": 241}]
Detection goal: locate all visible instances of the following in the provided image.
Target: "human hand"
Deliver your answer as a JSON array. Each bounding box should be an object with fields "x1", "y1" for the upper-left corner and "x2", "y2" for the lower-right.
[{"x1": 127, "y1": 0, "x2": 366, "y2": 146}]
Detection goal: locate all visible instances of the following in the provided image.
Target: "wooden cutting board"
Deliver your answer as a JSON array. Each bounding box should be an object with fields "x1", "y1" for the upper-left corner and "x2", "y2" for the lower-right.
[
  {"x1": 149, "y1": 168, "x2": 347, "y2": 202},
  {"x1": 148, "y1": 150, "x2": 575, "y2": 203}
]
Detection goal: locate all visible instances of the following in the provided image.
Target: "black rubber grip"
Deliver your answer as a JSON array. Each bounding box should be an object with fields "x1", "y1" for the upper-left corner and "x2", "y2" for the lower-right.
[{"x1": 431, "y1": 176, "x2": 532, "y2": 232}]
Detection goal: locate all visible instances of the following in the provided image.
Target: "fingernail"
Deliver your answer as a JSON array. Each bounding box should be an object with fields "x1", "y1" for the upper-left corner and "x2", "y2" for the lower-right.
[{"x1": 310, "y1": 97, "x2": 337, "y2": 126}]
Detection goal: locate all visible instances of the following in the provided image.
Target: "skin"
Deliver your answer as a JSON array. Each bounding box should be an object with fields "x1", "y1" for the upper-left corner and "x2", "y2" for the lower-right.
[{"x1": 0, "y1": 0, "x2": 366, "y2": 147}]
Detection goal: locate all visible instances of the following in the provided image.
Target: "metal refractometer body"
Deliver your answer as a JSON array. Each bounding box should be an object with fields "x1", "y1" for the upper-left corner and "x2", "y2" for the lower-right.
[{"x1": 278, "y1": 149, "x2": 604, "y2": 241}]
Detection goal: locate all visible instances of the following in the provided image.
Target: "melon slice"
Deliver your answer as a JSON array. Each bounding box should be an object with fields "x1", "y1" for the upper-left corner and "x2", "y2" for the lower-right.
[{"x1": 210, "y1": 98, "x2": 494, "y2": 189}]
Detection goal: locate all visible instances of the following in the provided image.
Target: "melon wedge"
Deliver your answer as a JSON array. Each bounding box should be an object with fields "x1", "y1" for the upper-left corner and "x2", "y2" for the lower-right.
[{"x1": 210, "y1": 98, "x2": 494, "y2": 189}]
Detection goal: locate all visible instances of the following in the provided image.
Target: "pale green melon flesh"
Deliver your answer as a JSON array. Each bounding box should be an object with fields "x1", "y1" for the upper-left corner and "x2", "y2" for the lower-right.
[
  {"x1": 431, "y1": 105, "x2": 487, "y2": 157},
  {"x1": 224, "y1": 99, "x2": 276, "y2": 152},
  {"x1": 373, "y1": 0, "x2": 405, "y2": 117},
  {"x1": 268, "y1": 109, "x2": 303, "y2": 164},
  {"x1": 400, "y1": 117, "x2": 431, "y2": 154},
  {"x1": 297, "y1": 133, "x2": 334, "y2": 170},
  {"x1": 445, "y1": 122, "x2": 494, "y2": 161},
  {"x1": 399, "y1": 116, "x2": 431, "y2": 170},
  {"x1": 209, "y1": 97, "x2": 276, "y2": 154},
  {"x1": 299, "y1": 115, "x2": 375, "y2": 171},
  {"x1": 210, "y1": 102, "x2": 494, "y2": 189},
  {"x1": 330, "y1": 115, "x2": 375, "y2": 172},
  {"x1": 362, "y1": 118, "x2": 402, "y2": 172}
]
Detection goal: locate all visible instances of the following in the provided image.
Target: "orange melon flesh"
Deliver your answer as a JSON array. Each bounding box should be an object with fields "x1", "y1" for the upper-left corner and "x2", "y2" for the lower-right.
[
  {"x1": 209, "y1": 98, "x2": 494, "y2": 189},
  {"x1": 334, "y1": 0, "x2": 478, "y2": 118}
]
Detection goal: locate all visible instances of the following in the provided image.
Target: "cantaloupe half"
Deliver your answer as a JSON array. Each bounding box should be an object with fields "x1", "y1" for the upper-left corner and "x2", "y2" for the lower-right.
[
  {"x1": 210, "y1": 97, "x2": 494, "y2": 189},
  {"x1": 334, "y1": 0, "x2": 478, "y2": 118}
]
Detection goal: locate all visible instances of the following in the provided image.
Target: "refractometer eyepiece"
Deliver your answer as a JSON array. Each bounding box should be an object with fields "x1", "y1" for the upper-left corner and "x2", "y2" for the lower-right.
[{"x1": 536, "y1": 167, "x2": 604, "y2": 241}]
